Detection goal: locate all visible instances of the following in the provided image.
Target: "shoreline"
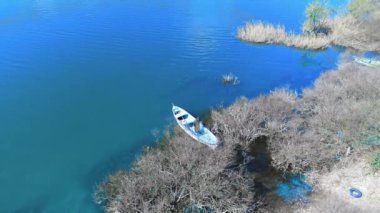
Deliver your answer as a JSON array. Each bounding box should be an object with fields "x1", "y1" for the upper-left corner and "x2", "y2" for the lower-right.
[
  {"x1": 237, "y1": 2, "x2": 380, "y2": 53},
  {"x1": 97, "y1": 0, "x2": 380, "y2": 211},
  {"x1": 97, "y1": 61, "x2": 380, "y2": 212}
]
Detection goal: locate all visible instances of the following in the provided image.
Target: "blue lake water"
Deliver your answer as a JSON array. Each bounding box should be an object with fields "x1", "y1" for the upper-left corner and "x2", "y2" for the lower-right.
[{"x1": 0, "y1": 0, "x2": 341, "y2": 212}]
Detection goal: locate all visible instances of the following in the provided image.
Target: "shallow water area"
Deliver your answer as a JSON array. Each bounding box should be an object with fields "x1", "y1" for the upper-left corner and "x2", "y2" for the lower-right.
[{"x1": 0, "y1": 0, "x2": 341, "y2": 212}]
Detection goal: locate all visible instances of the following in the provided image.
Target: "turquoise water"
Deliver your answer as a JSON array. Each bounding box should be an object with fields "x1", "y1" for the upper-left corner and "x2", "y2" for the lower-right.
[{"x1": 0, "y1": 0, "x2": 340, "y2": 212}]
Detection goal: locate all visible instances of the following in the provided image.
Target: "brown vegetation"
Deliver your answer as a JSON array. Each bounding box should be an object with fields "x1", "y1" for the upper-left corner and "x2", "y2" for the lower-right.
[
  {"x1": 98, "y1": 2, "x2": 380, "y2": 211},
  {"x1": 98, "y1": 62, "x2": 380, "y2": 212},
  {"x1": 96, "y1": 128, "x2": 262, "y2": 212},
  {"x1": 212, "y1": 62, "x2": 380, "y2": 173},
  {"x1": 330, "y1": 12, "x2": 380, "y2": 52},
  {"x1": 237, "y1": 1, "x2": 380, "y2": 52},
  {"x1": 237, "y1": 22, "x2": 331, "y2": 50}
]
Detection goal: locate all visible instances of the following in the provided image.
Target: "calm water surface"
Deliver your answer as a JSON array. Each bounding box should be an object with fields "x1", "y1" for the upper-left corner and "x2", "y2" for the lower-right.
[{"x1": 0, "y1": 0, "x2": 340, "y2": 212}]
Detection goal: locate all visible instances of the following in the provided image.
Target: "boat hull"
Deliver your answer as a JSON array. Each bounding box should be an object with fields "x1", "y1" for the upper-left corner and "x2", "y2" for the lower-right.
[
  {"x1": 172, "y1": 105, "x2": 218, "y2": 149},
  {"x1": 354, "y1": 57, "x2": 380, "y2": 67}
]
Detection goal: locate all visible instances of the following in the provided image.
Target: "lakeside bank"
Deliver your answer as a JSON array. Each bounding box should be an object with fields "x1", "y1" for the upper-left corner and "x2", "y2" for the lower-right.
[
  {"x1": 97, "y1": 61, "x2": 380, "y2": 212},
  {"x1": 97, "y1": 0, "x2": 380, "y2": 212},
  {"x1": 237, "y1": 0, "x2": 380, "y2": 53}
]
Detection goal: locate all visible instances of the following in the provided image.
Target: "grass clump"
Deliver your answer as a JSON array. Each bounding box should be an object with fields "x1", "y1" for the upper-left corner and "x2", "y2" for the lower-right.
[{"x1": 368, "y1": 150, "x2": 380, "y2": 170}]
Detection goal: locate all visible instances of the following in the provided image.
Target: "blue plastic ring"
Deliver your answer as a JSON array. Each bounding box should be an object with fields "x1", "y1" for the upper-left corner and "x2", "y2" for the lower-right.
[{"x1": 349, "y1": 188, "x2": 362, "y2": 198}]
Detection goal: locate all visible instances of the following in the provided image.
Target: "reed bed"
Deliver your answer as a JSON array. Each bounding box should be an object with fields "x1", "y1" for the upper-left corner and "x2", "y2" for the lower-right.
[
  {"x1": 238, "y1": 11, "x2": 380, "y2": 52},
  {"x1": 237, "y1": 21, "x2": 331, "y2": 50}
]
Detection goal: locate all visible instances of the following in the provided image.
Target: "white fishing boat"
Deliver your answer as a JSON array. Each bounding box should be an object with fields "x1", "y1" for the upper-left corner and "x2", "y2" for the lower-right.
[
  {"x1": 354, "y1": 57, "x2": 380, "y2": 67},
  {"x1": 172, "y1": 105, "x2": 218, "y2": 149}
]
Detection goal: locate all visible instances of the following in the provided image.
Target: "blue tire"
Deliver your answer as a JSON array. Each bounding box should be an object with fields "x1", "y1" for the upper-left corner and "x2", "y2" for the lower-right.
[{"x1": 349, "y1": 188, "x2": 362, "y2": 198}]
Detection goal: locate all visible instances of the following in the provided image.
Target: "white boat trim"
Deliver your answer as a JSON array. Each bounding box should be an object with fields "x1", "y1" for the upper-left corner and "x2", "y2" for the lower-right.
[
  {"x1": 172, "y1": 105, "x2": 218, "y2": 149},
  {"x1": 354, "y1": 57, "x2": 380, "y2": 67}
]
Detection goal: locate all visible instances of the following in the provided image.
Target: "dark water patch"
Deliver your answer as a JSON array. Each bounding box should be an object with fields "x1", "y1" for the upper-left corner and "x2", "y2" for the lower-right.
[{"x1": 231, "y1": 136, "x2": 314, "y2": 206}]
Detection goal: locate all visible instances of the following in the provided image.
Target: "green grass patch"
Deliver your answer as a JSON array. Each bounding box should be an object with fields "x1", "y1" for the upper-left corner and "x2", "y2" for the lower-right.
[{"x1": 368, "y1": 150, "x2": 380, "y2": 170}]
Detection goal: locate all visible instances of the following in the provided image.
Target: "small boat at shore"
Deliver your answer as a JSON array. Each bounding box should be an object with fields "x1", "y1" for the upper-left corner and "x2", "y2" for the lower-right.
[
  {"x1": 354, "y1": 57, "x2": 380, "y2": 67},
  {"x1": 172, "y1": 105, "x2": 218, "y2": 149}
]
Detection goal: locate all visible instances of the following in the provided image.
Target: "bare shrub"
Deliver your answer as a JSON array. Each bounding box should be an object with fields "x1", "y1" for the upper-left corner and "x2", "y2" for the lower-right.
[
  {"x1": 348, "y1": 0, "x2": 380, "y2": 19},
  {"x1": 211, "y1": 89, "x2": 298, "y2": 147},
  {"x1": 329, "y1": 13, "x2": 380, "y2": 52},
  {"x1": 302, "y1": 63, "x2": 380, "y2": 145},
  {"x1": 98, "y1": 63, "x2": 380, "y2": 212},
  {"x1": 211, "y1": 63, "x2": 380, "y2": 173},
  {"x1": 97, "y1": 127, "x2": 261, "y2": 213},
  {"x1": 271, "y1": 64, "x2": 380, "y2": 172}
]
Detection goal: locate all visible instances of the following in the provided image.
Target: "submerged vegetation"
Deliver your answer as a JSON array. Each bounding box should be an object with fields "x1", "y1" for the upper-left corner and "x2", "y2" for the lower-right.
[
  {"x1": 222, "y1": 73, "x2": 240, "y2": 85},
  {"x1": 238, "y1": 0, "x2": 380, "y2": 52}
]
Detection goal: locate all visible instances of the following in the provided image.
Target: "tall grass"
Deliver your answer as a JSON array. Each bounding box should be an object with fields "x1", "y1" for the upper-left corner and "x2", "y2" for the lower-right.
[
  {"x1": 237, "y1": 1, "x2": 380, "y2": 52},
  {"x1": 237, "y1": 22, "x2": 331, "y2": 50}
]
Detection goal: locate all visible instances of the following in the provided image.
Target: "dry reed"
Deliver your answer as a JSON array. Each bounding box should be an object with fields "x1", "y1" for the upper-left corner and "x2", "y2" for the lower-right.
[{"x1": 237, "y1": 7, "x2": 380, "y2": 52}]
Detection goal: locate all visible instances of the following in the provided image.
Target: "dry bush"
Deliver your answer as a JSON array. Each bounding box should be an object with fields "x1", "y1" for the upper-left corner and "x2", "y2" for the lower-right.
[
  {"x1": 97, "y1": 128, "x2": 261, "y2": 213},
  {"x1": 212, "y1": 63, "x2": 380, "y2": 173},
  {"x1": 211, "y1": 90, "x2": 298, "y2": 147},
  {"x1": 330, "y1": 12, "x2": 380, "y2": 52},
  {"x1": 302, "y1": 63, "x2": 380, "y2": 144},
  {"x1": 271, "y1": 63, "x2": 380, "y2": 172},
  {"x1": 99, "y1": 63, "x2": 380, "y2": 212}
]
